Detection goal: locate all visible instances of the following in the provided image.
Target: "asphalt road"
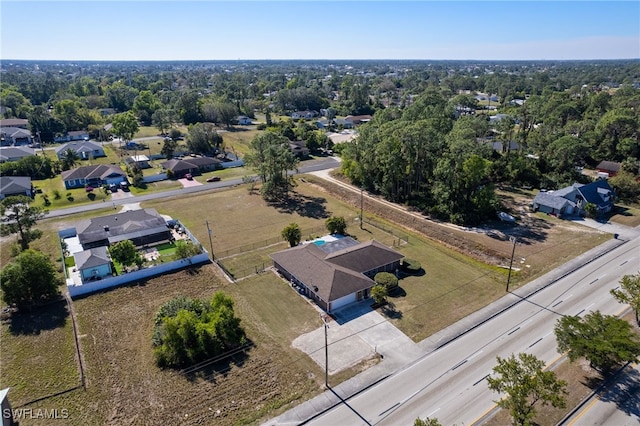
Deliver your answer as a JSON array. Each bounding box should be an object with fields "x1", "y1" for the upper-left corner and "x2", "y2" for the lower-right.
[
  {"x1": 44, "y1": 157, "x2": 340, "y2": 219},
  {"x1": 562, "y1": 363, "x2": 640, "y2": 426},
  {"x1": 300, "y1": 235, "x2": 640, "y2": 426}
]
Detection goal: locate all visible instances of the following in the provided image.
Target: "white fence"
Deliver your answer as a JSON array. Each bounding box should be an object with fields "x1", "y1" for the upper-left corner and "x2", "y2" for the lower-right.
[{"x1": 68, "y1": 252, "x2": 210, "y2": 298}]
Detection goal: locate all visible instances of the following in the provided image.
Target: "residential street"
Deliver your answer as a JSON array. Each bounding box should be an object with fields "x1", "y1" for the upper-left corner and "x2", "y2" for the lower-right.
[{"x1": 44, "y1": 157, "x2": 341, "y2": 219}]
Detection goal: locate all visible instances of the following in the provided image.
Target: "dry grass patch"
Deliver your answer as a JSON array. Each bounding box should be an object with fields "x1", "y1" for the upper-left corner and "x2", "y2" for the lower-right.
[{"x1": 55, "y1": 266, "x2": 327, "y2": 425}]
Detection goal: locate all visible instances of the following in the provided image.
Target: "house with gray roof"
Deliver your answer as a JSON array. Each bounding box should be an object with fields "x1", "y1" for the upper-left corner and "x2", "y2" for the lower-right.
[
  {"x1": 0, "y1": 127, "x2": 32, "y2": 146},
  {"x1": 61, "y1": 164, "x2": 127, "y2": 189},
  {"x1": 0, "y1": 146, "x2": 34, "y2": 162},
  {"x1": 73, "y1": 246, "x2": 113, "y2": 283},
  {"x1": 55, "y1": 140, "x2": 105, "y2": 160},
  {"x1": 75, "y1": 208, "x2": 171, "y2": 250},
  {"x1": 0, "y1": 176, "x2": 33, "y2": 200},
  {"x1": 532, "y1": 179, "x2": 615, "y2": 217},
  {"x1": 270, "y1": 237, "x2": 404, "y2": 313}
]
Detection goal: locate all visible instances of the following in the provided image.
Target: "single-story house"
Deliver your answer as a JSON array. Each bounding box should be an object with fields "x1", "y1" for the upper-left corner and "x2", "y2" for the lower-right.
[
  {"x1": 54, "y1": 130, "x2": 90, "y2": 143},
  {"x1": 125, "y1": 155, "x2": 151, "y2": 169},
  {"x1": 345, "y1": 115, "x2": 372, "y2": 125},
  {"x1": 596, "y1": 161, "x2": 621, "y2": 178},
  {"x1": 333, "y1": 118, "x2": 353, "y2": 129},
  {"x1": 270, "y1": 237, "x2": 404, "y2": 313},
  {"x1": 61, "y1": 164, "x2": 128, "y2": 189},
  {"x1": 532, "y1": 179, "x2": 615, "y2": 217},
  {"x1": 0, "y1": 127, "x2": 32, "y2": 146},
  {"x1": 75, "y1": 208, "x2": 172, "y2": 250},
  {"x1": 73, "y1": 246, "x2": 113, "y2": 283},
  {"x1": 55, "y1": 140, "x2": 105, "y2": 160},
  {"x1": 0, "y1": 118, "x2": 28, "y2": 129},
  {"x1": 236, "y1": 116, "x2": 252, "y2": 125},
  {"x1": 0, "y1": 146, "x2": 35, "y2": 162},
  {"x1": 0, "y1": 176, "x2": 33, "y2": 200},
  {"x1": 161, "y1": 157, "x2": 221, "y2": 178},
  {"x1": 289, "y1": 141, "x2": 309, "y2": 158},
  {"x1": 291, "y1": 111, "x2": 317, "y2": 120}
]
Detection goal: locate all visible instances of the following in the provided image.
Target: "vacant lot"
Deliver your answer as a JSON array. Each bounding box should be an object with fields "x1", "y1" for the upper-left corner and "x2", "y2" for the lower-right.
[{"x1": 0, "y1": 176, "x2": 613, "y2": 425}]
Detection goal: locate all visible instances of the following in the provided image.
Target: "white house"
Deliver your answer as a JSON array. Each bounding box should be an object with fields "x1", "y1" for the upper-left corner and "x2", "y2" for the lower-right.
[{"x1": 55, "y1": 141, "x2": 105, "y2": 160}]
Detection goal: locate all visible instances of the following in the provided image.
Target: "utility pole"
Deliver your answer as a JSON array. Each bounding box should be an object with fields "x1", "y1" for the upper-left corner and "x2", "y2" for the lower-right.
[
  {"x1": 206, "y1": 220, "x2": 214, "y2": 261},
  {"x1": 359, "y1": 186, "x2": 364, "y2": 229},
  {"x1": 506, "y1": 236, "x2": 517, "y2": 292},
  {"x1": 320, "y1": 313, "x2": 330, "y2": 388}
]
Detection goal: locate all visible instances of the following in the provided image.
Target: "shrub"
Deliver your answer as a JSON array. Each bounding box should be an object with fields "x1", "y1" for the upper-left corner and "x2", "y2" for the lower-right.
[
  {"x1": 371, "y1": 284, "x2": 388, "y2": 305},
  {"x1": 402, "y1": 258, "x2": 422, "y2": 273},
  {"x1": 152, "y1": 293, "x2": 246, "y2": 368},
  {"x1": 374, "y1": 272, "x2": 398, "y2": 290},
  {"x1": 52, "y1": 189, "x2": 61, "y2": 200}
]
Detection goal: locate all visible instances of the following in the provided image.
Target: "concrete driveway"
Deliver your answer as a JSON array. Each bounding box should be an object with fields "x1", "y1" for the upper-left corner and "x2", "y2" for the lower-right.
[
  {"x1": 567, "y1": 216, "x2": 640, "y2": 240},
  {"x1": 179, "y1": 177, "x2": 203, "y2": 188},
  {"x1": 292, "y1": 301, "x2": 422, "y2": 375}
]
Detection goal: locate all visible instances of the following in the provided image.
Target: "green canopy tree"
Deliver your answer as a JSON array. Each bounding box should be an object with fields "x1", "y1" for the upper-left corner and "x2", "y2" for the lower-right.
[
  {"x1": 152, "y1": 108, "x2": 179, "y2": 136},
  {"x1": 0, "y1": 249, "x2": 61, "y2": 308},
  {"x1": 112, "y1": 111, "x2": 139, "y2": 149},
  {"x1": 133, "y1": 90, "x2": 161, "y2": 126},
  {"x1": 186, "y1": 122, "x2": 223, "y2": 154},
  {"x1": 245, "y1": 131, "x2": 299, "y2": 201},
  {"x1": 325, "y1": 216, "x2": 347, "y2": 235},
  {"x1": 108, "y1": 240, "x2": 141, "y2": 269},
  {"x1": 487, "y1": 353, "x2": 567, "y2": 426},
  {"x1": 0, "y1": 195, "x2": 46, "y2": 250},
  {"x1": 281, "y1": 223, "x2": 301, "y2": 247},
  {"x1": 555, "y1": 311, "x2": 640, "y2": 373},
  {"x1": 611, "y1": 272, "x2": 640, "y2": 326}
]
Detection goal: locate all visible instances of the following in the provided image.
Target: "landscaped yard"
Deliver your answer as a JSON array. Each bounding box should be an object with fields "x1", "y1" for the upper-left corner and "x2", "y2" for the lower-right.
[{"x1": 0, "y1": 176, "x2": 617, "y2": 425}]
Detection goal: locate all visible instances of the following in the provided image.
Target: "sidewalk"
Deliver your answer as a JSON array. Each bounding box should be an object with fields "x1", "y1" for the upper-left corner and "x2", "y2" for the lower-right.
[{"x1": 264, "y1": 236, "x2": 629, "y2": 425}]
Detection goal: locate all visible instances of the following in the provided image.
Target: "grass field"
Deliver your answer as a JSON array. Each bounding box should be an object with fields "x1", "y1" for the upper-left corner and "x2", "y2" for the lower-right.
[{"x1": 0, "y1": 177, "x2": 617, "y2": 425}]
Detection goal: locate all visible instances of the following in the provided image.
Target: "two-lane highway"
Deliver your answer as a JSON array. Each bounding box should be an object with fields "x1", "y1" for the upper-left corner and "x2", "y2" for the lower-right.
[{"x1": 306, "y1": 235, "x2": 640, "y2": 425}]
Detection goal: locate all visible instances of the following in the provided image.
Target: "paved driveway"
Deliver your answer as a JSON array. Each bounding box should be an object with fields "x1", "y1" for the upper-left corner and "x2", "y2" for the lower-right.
[
  {"x1": 179, "y1": 177, "x2": 203, "y2": 188},
  {"x1": 292, "y1": 301, "x2": 422, "y2": 375}
]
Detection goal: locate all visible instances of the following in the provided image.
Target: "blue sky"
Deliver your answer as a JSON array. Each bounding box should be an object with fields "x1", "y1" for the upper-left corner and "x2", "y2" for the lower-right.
[{"x1": 1, "y1": 1, "x2": 639, "y2": 61}]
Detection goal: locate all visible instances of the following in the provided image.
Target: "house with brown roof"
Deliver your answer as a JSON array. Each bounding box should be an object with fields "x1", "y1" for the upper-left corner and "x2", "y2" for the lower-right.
[
  {"x1": 0, "y1": 118, "x2": 28, "y2": 129},
  {"x1": 270, "y1": 237, "x2": 403, "y2": 313},
  {"x1": 61, "y1": 164, "x2": 127, "y2": 189},
  {"x1": 161, "y1": 157, "x2": 221, "y2": 178},
  {"x1": 596, "y1": 161, "x2": 621, "y2": 177}
]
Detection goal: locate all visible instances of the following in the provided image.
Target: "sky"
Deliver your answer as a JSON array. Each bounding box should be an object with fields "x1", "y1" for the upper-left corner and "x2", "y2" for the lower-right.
[{"x1": 1, "y1": 1, "x2": 639, "y2": 61}]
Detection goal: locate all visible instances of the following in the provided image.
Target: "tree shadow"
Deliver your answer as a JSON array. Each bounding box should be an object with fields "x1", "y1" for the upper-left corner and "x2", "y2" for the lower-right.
[
  {"x1": 268, "y1": 192, "x2": 329, "y2": 218},
  {"x1": 5, "y1": 299, "x2": 69, "y2": 336},
  {"x1": 180, "y1": 341, "x2": 254, "y2": 384},
  {"x1": 585, "y1": 364, "x2": 640, "y2": 418},
  {"x1": 381, "y1": 302, "x2": 403, "y2": 319},
  {"x1": 388, "y1": 286, "x2": 407, "y2": 298}
]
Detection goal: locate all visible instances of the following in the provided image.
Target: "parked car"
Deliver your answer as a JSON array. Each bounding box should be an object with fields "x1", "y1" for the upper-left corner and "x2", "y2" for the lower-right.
[
  {"x1": 206, "y1": 176, "x2": 221, "y2": 182},
  {"x1": 185, "y1": 173, "x2": 193, "y2": 180}
]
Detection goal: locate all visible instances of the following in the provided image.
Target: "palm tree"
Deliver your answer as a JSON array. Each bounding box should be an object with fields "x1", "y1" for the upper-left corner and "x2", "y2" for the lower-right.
[{"x1": 61, "y1": 148, "x2": 80, "y2": 170}]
